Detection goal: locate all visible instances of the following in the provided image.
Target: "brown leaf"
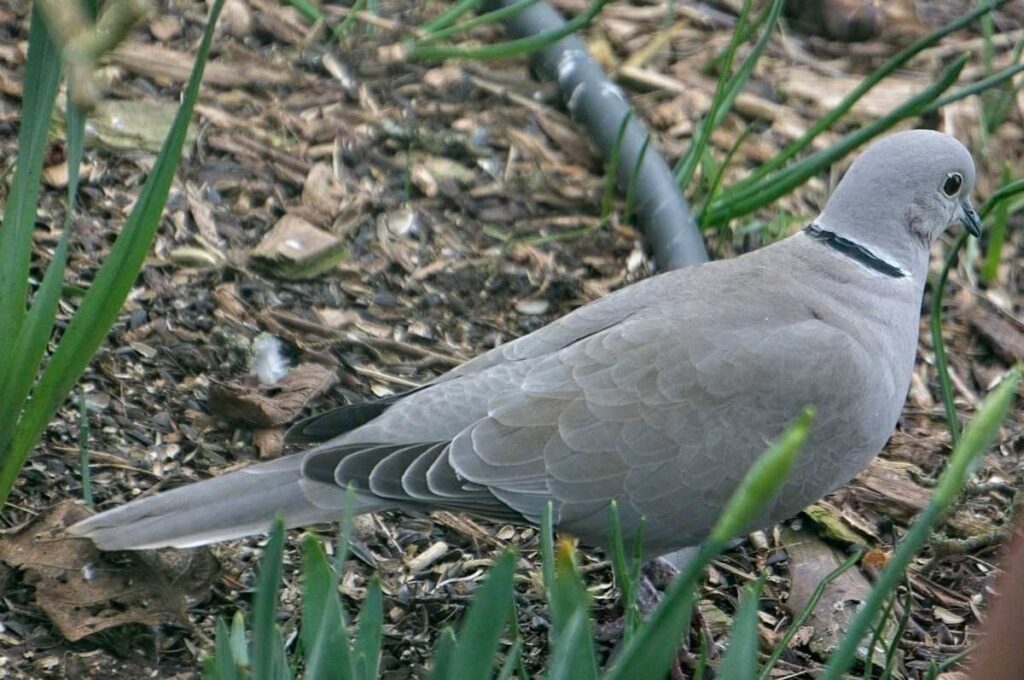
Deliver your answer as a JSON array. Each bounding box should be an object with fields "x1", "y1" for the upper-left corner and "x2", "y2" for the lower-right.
[
  {"x1": 0, "y1": 502, "x2": 218, "y2": 641},
  {"x1": 187, "y1": 183, "x2": 226, "y2": 251},
  {"x1": 782, "y1": 526, "x2": 883, "y2": 659},
  {"x1": 301, "y1": 163, "x2": 348, "y2": 220},
  {"x1": 249, "y1": 214, "x2": 349, "y2": 280},
  {"x1": 208, "y1": 362, "x2": 340, "y2": 426}
]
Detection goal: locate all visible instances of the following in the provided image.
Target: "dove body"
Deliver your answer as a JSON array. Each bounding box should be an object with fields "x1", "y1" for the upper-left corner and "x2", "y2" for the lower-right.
[{"x1": 70, "y1": 130, "x2": 979, "y2": 555}]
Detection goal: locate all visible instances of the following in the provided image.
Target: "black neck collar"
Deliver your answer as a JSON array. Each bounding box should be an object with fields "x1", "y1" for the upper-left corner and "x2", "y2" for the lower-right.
[{"x1": 803, "y1": 225, "x2": 906, "y2": 279}]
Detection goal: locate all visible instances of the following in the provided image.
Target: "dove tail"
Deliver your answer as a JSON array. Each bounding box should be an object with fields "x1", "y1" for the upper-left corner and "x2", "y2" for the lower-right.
[{"x1": 66, "y1": 455, "x2": 391, "y2": 551}]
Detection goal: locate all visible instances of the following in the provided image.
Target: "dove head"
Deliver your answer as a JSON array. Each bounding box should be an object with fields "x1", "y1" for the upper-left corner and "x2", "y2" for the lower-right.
[{"x1": 817, "y1": 130, "x2": 978, "y2": 277}]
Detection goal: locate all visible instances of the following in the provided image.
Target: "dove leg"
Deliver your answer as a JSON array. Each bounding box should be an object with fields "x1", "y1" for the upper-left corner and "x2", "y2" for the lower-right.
[{"x1": 595, "y1": 556, "x2": 719, "y2": 677}]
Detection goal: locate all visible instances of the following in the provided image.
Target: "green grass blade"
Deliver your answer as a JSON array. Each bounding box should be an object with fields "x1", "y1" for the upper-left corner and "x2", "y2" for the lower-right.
[
  {"x1": 698, "y1": 122, "x2": 753, "y2": 220},
  {"x1": 930, "y1": 178, "x2": 1024, "y2": 445},
  {"x1": 602, "y1": 545, "x2": 710, "y2": 680},
  {"x1": 305, "y1": 589, "x2": 352, "y2": 680},
  {"x1": 0, "y1": 72, "x2": 88, "y2": 461},
  {"x1": 333, "y1": 486, "x2": 357, "y2": 572},
  {"x1": 717, "y1": 0, "x2": 783, "y2": 119},
  {"x1": 423, "y1": 0, "x2": 484, "y2": 33},
  {"x1": 211, "y1": 616, "x2": 241, "y2": 680},
  {"x1": 674, "y1": 0, "x2": 753, "y2": 190},
  {"x1": 682, "y1": 0, "x2": 781, "y2": 200},
  {"x1": 229, "y1": 610, "x2": 249, "y2": 670},
  {"x1": 449, "y1": 551, "x2": 516, "y2": 680},
  {"x1": 931, "y1": 231, "x2": 970, "y2": 447},
  {"x1": 544, "y1": 609, "x2": 594, "y2": 680},
  {"x1": 430, "y1": 628, "x2": 457, "y2": 680},
  {"x1": 979, "y1": 179, "x2": 1024, "y2": 217},
  {"x1": 693, "y1": 629, "x2": 709, "y2": 680},
  {"x1": 722, "y1": 0, "x2": 1010, "y2": 198},
  {"x1": 407, "y1": 0, "x2": 610, "y2": 62},
  {"x1": 503, "y1": 588, "x2": 529, "y2": 680},
  {"x1": 696, "y1": 147, "x2": 719, "y2": 201},
  {"x1": 306, "y1": 485, "x2": 359, "y2": 677},
  {"x1": 0, "y1": 0, "x2": 226, "y2": 504},
  {"x1": 925, "y1": 62, "x2": 1024, "y2": 113},
  {"x1": 606, "y1": 409, "x2": 813, "y2": 680},
  {"x1": 495, "y1": 640, "x2": 522, "y2": 680},
  {"x1": 201, "y1": 655, "x2": 218, "y2": 680},
  {"x1": 300, "y1": 535, "x2": 331, "y2": 658},
  {"x1": 709, "y1": 408, "x2": 814, "y2": 544},
  {"x1": 540, "y1": 501, "x2": 557, "y2": 610},
  {"x1": 607, "y1": 501, "x2": 639, "y2": 640},
  {"x1": 623, "y1": 133, "x2": 652, "y2": 224},
  {"x1": 0, "y1": 225, "x2": 71, "y2": 457},
  {"x1": 758, "y1": 549, "x2": 862, "y2": 679},
  {"x1": 301, "y1": 534, "x2": 352, "y2": 679},
  {"x1": 879, "y1": 583, "x2": 913, "y2": 680},
  {"x1": 251, "y1": 518, "x2": 286, "y2": 680},
  {"x1": 862, "y1": 589, "x2": 897, "y2": 678},
  {"x1": 354, "y1": 576, "x2": 383, "y2": 680},
  {"x1": 718, "y1": 574, "x2": 765, "y2": 679},
  {"x1": 703, "y1": 55, "x2": 967, "y2": 225},
  {"x1": 983, "y1": 34, "x2": 1024, "y2": 130},
  {"x1": 820, "y1": 367, "x2": 1021, "y2": 679},
  {"x1": 981, "y1": 167, "x2": 1012, "y2": 284},
  {"x1": 0, "y1": 5, "x2": 62, "y2": 362},
  {"x1": 272, "y1": 628, "x2": 293, "y2": 680},
  {"x1": 546, "y1": 542, "x2": 598, "y2": 678},
  {"x1": 285, "y1": 0, "x2": 324, "y2": 23},
  {"x1": 334, "y1": 0, "x2": 369, "y2": 39},
  {"x1": 602, "y1": 113, "x2": 632, "y2": 219},
  {"x1": 422, "y1": 0, "x2": 541, "y2": 44}
]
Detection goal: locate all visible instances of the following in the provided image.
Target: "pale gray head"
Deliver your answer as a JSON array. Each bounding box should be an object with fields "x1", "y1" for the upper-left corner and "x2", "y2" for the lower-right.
[{"x1": 816, "y1": 130, "x2": 979, "y2": 275}]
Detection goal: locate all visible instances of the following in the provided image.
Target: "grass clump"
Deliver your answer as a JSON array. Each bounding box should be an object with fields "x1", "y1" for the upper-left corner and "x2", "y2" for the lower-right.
[{"x1": 0, "y1": 0, "x2": 224, "y2": 506}]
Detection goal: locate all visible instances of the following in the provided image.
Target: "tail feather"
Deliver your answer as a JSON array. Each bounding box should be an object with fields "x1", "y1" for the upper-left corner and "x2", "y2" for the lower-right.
[
  {"x1": 285, "y1": 392, "x2": 415, "y2": 444},
  {"x1": 67, "y1": 455, "x2": 389, "y2": 550}
]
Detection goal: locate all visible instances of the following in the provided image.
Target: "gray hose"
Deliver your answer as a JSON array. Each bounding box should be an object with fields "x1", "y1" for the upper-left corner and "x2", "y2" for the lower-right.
[{"x1": 488, "y1": 0, "x2": 708, "y2": 269}]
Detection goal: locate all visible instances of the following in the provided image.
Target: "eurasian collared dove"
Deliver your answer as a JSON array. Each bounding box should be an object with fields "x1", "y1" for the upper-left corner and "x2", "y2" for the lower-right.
[{"x1": 69, "y1": 130, "x2": 982, "y2": 555}]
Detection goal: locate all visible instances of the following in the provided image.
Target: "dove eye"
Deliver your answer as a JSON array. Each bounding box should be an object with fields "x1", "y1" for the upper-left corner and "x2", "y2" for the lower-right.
[{"x1": 942, "y1": 172, "x2": 963, "y2": 197}]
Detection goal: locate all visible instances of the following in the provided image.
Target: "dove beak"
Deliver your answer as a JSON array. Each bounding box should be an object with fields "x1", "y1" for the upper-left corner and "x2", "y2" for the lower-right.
[{"x1": 958, "y1": 199, "x2": 982, "y2": 237}]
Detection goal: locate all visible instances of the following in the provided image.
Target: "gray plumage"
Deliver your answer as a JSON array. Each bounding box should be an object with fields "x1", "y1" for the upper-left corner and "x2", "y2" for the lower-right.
[{"x1": 69, "y1": 130, "x2": 980, "y2": 555}]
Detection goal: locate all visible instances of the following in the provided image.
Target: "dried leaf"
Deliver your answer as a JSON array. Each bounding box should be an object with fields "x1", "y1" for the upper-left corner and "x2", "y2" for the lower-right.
[
  {"x1": 0, "y1": 502, "x2": 218, "y2": 641},
  {"x1": 207, "y1": 362, "x2": 340, "y2": 426},
  {"x1": 781, "y1": 526, "x2": 885, "y2": 660},
  {"x1": 249, "y1": 214, "x2": 349, "y2": 279},
  {"x1": 302, "y1": 163, "x2": 348, "y2": 220}
]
